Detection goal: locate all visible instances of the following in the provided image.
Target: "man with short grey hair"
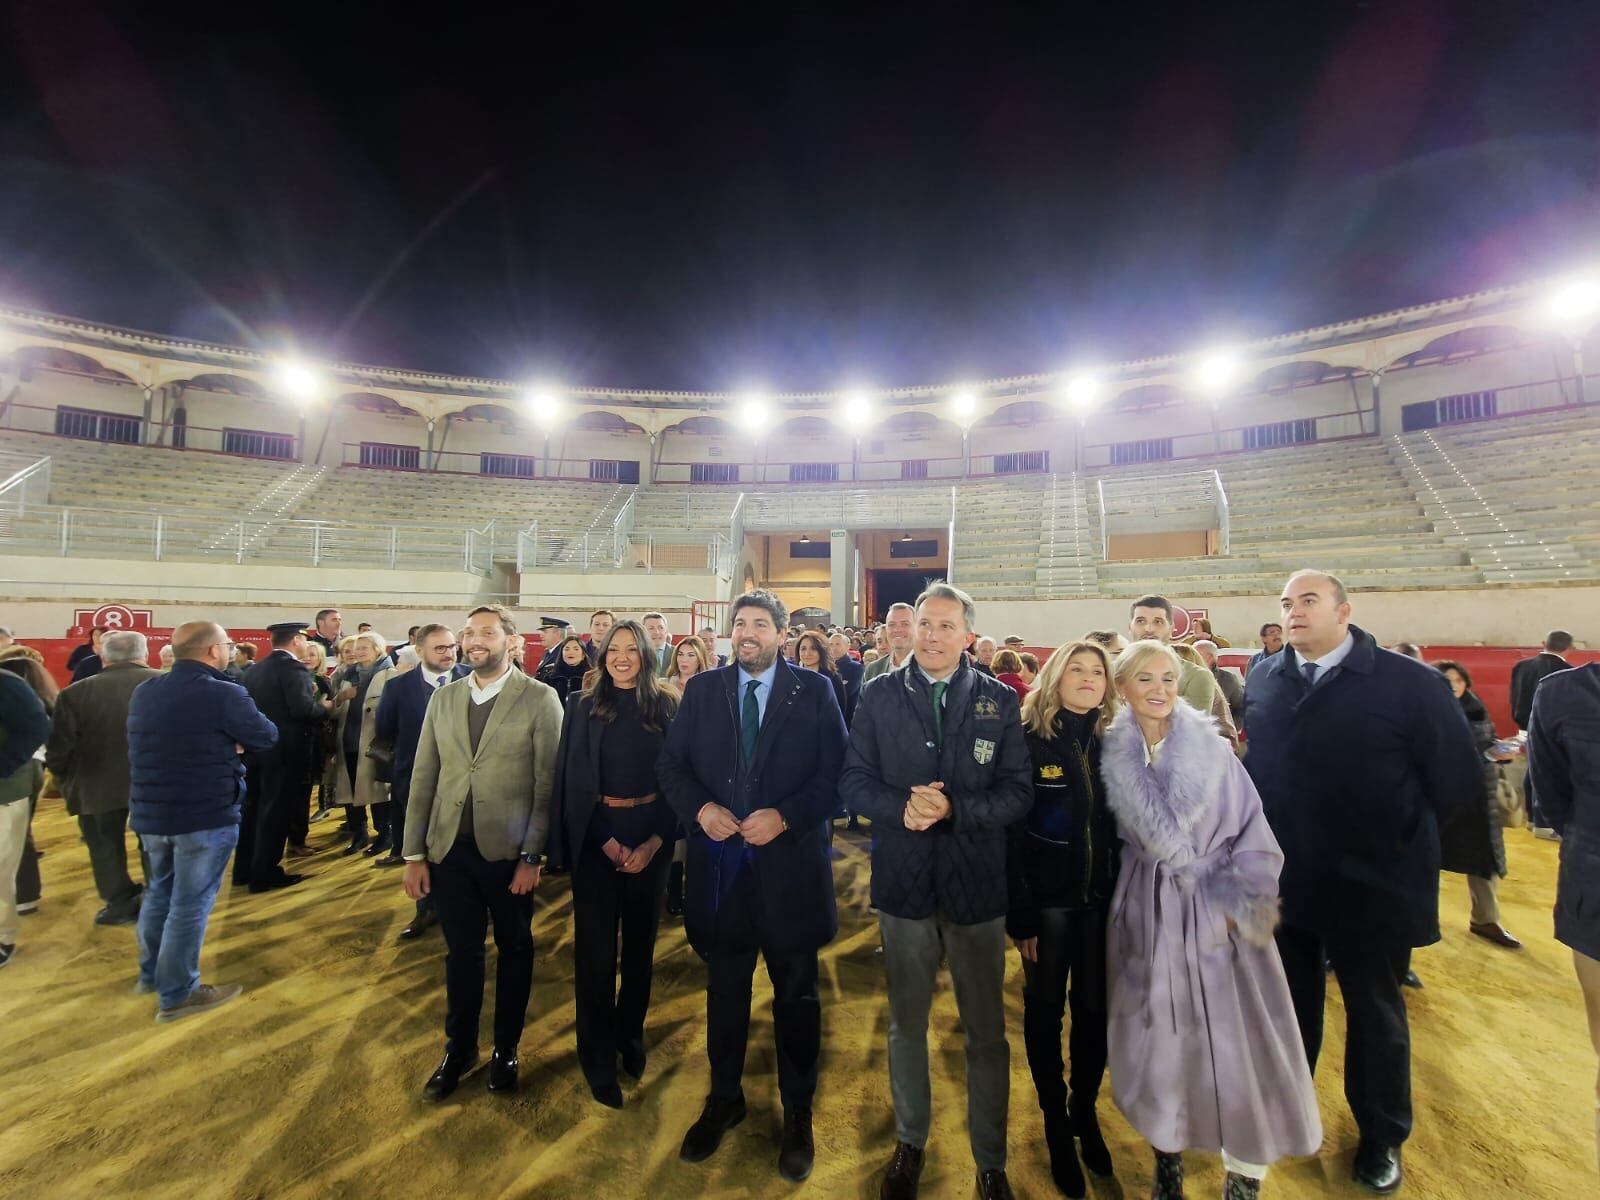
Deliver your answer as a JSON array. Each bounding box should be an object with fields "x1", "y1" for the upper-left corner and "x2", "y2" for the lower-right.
[
  {"x1": 865, "y1": 603, "x2": 916, "y2": 682},
  {"x1": 46, "y1": 631, "x2": 160, "y2": 926},
  {"x1": 842, "y1": 582, "x2": 1032, "y2": 1200},
  {"x1": 1195, "y1": 639, "x2": 1244, "y2": 730}
]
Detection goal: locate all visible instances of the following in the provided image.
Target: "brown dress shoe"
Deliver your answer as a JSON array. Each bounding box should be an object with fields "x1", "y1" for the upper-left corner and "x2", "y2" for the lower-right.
[
  {"x1": 1469, "y1": 921, "x2": 1522, "y2": 949},
  {"x1": 976, "y1": 1169, "x2": 1015, "y2": 1200},
  {"x1": 880, "y1": 1142, "x2": 924, "y2": 1200}
]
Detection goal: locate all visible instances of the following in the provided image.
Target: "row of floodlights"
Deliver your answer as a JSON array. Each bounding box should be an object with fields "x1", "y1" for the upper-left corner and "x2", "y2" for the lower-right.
[{"x1": 268, "y1": 279, "x2": 1600, "y2": 433}]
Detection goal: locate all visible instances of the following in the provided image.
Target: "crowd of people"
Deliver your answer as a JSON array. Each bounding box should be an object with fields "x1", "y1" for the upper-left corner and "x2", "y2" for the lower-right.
[{"x1": 0, "y1": 580, "x2": 1594, "y2": 1199}]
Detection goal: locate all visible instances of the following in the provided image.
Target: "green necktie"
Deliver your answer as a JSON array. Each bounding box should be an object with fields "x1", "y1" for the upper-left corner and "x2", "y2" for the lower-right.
[
  {"x1": 931, "y1": 679, "x2": 947, "y2": 746},
  {"x1": 741, "y1": 679, "x2": 761, "y2": 762}
]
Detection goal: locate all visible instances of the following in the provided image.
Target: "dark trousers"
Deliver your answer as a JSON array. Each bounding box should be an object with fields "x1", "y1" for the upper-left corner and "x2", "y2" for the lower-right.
[
  {"x1": 16, "y1": 782, "x2": 40, "y2": 906},
  {"x1": 705, "y1": 886, "x2": 821, "y2": 1111},
  {"x1": 248, "y1": 762, "x2": 300, "y2": 885},
  {"x1": 287, "y1": 773, "x2": 313, "y2": 848},
  {"x1": 78, "y1": 809, "x2": 145, "y2": 909},
  {"x1": 1020, "y1": 905, "x2": 1109, "y2": 1113},
  {"x1": 571, "y1": 841, "x2": 669, "y2": 1088},
  {"x1": 432, "y1": 839, "x2": 535, "y2": 1056},
  {"x1": 1277, "y1": 922, "x2": 1413, "y2": 1147},
  {"x1": 233, "y1": 768, "x2": 260, "y2": 885}
]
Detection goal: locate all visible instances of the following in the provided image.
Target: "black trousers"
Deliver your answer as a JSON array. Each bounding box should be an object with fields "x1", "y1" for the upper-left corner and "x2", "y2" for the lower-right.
[
  {"x1": 704, "y1": 868, "x2": 821, "y2": 1110},
  {"x1": 1276, "y1": 922, "x2": 1413, "y2": 1147},
  {"x1": 432, "y1": 839, "x2": 535, "y2": 1056},
  {"x1": 571, "y1": 841, "x2": 669, "y2": 1088},
  {"x1": 234, "y1": 767, "x2": 260, "y2": 885},
  {"x1": 78, "y1": 809, "x2": 145, "y2": 908},
  {"x1": 1020, "y1": 905, "x2": 1109, "y2": 1113},
  {"x1": 248, "y1": 761, "x2": 303, "y2": 885},
  {"x1": 287, "y1": 772, "x2": 313, "y2": 849}
]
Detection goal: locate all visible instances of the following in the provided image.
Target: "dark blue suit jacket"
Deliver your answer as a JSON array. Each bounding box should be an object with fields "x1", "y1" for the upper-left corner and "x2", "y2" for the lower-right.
[
  {"x1": 658, "y1": 656, "x2": 847, "y2": 958},
  {"x1": 373, "y1": 663, "x2": 471, "y2": 804},
  {"x1": 836, "y1": 653, "x2": 864, "y2": 724},
  {"x1": 1529, "y1": 663, "x2": 1600, "y2": 959},
  {"x1": 1243, "y1": 624, "x2": 1491, "y2": 947}
]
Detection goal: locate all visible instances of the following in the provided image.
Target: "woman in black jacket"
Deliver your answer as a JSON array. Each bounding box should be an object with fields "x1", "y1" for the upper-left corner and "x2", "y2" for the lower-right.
[
  {"x1": 538, "y1": 634, "x2": 594, "y2": 705},
  {"x1": 550, "y1": 620, "x2": 679, "y2": 1109},
  {"x1": 1008, "y1": 638, "x2": 1119, "y2": 1198},
  {"x1": 795, "y1": 629, "x2": 848, "y2": 719},
  {"x1": 1435, "y1": 660, "x2": 1518, "y2": 948}
]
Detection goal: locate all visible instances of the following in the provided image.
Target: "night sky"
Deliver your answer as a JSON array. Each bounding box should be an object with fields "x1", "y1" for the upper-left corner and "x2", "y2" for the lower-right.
[{"x1": 1, "y1": 2, "x2": 1598, "y2": 391}]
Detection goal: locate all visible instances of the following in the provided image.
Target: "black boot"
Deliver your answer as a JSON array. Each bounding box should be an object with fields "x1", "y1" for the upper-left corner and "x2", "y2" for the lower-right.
[
  {"x1": 666, "y1": 861, "x2": 685, "y2": 917},
  {"x1": 1223, "y1": 1171, "x2": 1261, "y2": 1200},
  {"x1": 1152, "y1": 1149, "x2": 1184, "y2": 1200},
  {"x1": 1042, "y1": 1103, "x2": 1085, "y2": 1198},
  {"x1": 1070, "y1": 1093, "x2": 1114, "y2": 1177}
]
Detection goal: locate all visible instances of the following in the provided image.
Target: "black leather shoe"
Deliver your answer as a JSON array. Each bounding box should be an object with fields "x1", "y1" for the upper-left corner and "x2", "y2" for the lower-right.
[
  {"x1": 399, "y1": 911, "x2": 437, "y2": 941},
  {"x1": 679, "y1": 1092, "x2": 746, "y2": 1162},
  {"x1": 1353, "y1": 1142, "x2": 1402, "y2": 1194},
  {"x1": 363, "y1": 836, "x2": 391, "y2": 858},
  {"x1": 619, "y1": 1042, "x2": 646, "y2": 1080},
  {"x1": 590, "y1": 1081, "x2": 623, "y2": 1108},
  {"x1": 487, "y1": 1048, "x2": 519, "y2": 1094},
  {"x1": 94, "y1": 905, "x2": 140, "y2": 927},
  {"x1": 778, "y1": 1107, "x2": 814, "y2": 1182},
  {"x1": 880, "y1": 1141, "x2": 924, "y2": 1199},
  {"x1": 1401, "y1": 969, "x2": 1423, "y2": 990},
  {"x1": 247, "y1": 874, "x2": 305, "y2": 893},
  {"x1": 372, "y1": 853, "x2": 405, "y2": 869},
  {"x1": 342, "y1": 834, "x2": 369, "y2": 856},
  {"x1": 976, "y1": 1170, "x2": 1015, "y2": 1200},
  {"x1": 422, "y1": 1048, "x2": 479, "y2": 1101}
]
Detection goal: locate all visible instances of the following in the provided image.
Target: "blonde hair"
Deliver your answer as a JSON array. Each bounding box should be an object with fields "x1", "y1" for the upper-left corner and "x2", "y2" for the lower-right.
[
  {"x1": 301, "y1": 640, "x2": 328, "y2": 671},
  {"x1": 353, "y1": 630, "x2": 388, "y2": 657},
  {"x1": 672, "y1": 635, "x2": 712, "y2": 679},
  {"x1": 1022, "y1": 640, "x2": 1118, "y2": 736},
  {"x1": 1113, "y1": 640, "x2": 1184, "y2": 690}
]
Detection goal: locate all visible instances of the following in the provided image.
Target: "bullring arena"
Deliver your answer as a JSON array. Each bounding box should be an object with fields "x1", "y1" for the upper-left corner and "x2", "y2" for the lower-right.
[{"x1": 1, "y1": 282, "x2": 1598, "y2": 1199}]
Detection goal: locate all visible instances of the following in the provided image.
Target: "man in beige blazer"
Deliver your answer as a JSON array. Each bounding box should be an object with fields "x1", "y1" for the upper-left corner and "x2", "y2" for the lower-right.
[{"x1": 402, "y1": 604, "x2": 563, "y2": 1101}]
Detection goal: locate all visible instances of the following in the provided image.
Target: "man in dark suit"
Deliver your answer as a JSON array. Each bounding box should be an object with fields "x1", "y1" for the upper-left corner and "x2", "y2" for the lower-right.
[
  {"x1": 1245, "y1": 570, "x2": 1490, "y2": 1195},
  {"x1": 658, "y1": 589, "x2": 848, "y2": 1183},
  {"x1": 373, "y1": 622, "x2": 467, "y2": 938},
  {"x1": 1511, "y1": 629, "x2": 1573, "y2": 832},
  {"x1": 1527, "y1": 656, "x2": 1600, "y2": 1171},
  {"x1": 45, "y1": 630, "x2": 160, "y2": 926},
  {"x1": 240, "y1": 622, "x2": 331, "y2": 892}
]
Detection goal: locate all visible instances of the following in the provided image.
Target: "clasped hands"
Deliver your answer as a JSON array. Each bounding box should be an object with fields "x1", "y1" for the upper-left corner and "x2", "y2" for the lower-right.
[
  {"x1": 697, "y1": 804, "x2": 784, "y2": 846},
  {"x1": 601, "y1": 835, "x2": 663, "y2": 874},
  {"x1": 903, "y1": 781, "x2": 950, "y2": 831}
]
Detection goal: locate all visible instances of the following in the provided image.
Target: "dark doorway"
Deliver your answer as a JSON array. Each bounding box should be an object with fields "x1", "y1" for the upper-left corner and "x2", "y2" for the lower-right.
[{"x1": 868, "y1": 568, "x2": 945, "y2": 622}]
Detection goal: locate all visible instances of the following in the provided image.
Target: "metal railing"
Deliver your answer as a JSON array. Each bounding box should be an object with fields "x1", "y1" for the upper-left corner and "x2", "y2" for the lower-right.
[
  {"x1": 0, "y1": 452, "x2": 52, "y2": 514},
  {"x1": 1097, "y1": 468, "x2": 1229, "y2": 555},
  {"x1": 741, "y1": 487, "x2": 953, "y2": 531}
]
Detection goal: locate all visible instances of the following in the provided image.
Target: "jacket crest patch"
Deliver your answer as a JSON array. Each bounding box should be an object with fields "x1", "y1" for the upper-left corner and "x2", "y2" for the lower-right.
[{"x1": 973, "y1": 738, "x2": 996, "y2": 764}]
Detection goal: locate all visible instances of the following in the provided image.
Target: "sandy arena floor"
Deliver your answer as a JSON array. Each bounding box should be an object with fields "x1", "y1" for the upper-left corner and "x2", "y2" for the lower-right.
[{"x1": 0, "y1": 809, "x2": 1593, "y2": 1199}]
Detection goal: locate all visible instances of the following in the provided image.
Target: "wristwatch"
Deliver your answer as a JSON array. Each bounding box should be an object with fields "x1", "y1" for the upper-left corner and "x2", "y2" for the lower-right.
[{"x1": 519, "y1": 852, "x2": 543, "y2": 867}]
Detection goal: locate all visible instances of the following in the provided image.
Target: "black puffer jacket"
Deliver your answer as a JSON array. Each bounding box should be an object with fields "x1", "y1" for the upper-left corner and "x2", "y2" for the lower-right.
[
  {"x1": 1006, "y1": 708, "x2": 1118, "y2": 938},
  {"x1": 841, "y1": 659, "x2": 1033, "y2": 924}
]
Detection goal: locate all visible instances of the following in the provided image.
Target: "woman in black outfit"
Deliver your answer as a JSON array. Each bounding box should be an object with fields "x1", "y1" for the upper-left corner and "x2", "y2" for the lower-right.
[
  {"x1": 538, "y1": 634, "x2": 592, "y2": 705},
  {"x1": 1007, "y1": 638, "x2": 1119, "y2": 1198},
  {"x1": 551, "y1": 619, "x2": 679, "y2": 1109},
  {"x1": 1435, "y1": 659, "x2": 1517, "y2": 946},
  {"x1": 794, "y1": 629, "x2": 847, "y2": 718}
]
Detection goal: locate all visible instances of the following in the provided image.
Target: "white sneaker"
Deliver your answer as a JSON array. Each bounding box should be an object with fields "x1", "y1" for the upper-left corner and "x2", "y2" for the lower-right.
[
  {"x1": 1533, "y1": 826, "x2": 1562, "y2": 841},
  {"x1": 16, "y1": 900, "x2": 38, "y2": 914}
]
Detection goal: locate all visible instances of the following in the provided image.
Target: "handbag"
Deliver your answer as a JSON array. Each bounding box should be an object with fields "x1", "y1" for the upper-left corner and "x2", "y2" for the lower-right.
[{"x1": 365, "y1": 738, "x2": 396, "y2": 784}]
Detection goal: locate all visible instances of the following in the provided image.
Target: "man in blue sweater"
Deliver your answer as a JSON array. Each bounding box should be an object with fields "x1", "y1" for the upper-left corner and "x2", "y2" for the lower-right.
[{"x1": 129, "y1": 620, "x2": 279, "y2": 1022}]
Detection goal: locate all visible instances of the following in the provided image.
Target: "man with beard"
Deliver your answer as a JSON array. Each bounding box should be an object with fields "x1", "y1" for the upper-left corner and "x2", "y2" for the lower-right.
[
  {"x1": 402, "y1": 605, "x2": 564, "y2": 1100},
  {"x1": 658, "y1": 589, "x2": 848, "y2": 1182}
]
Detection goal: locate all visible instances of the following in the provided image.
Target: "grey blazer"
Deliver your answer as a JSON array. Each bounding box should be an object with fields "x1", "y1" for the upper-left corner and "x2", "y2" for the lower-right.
[{"x1": 402, "y1": 668, "x2": 564, "y2": 864}]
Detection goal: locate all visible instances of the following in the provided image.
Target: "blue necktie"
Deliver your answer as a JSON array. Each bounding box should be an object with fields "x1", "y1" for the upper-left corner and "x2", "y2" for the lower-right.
[{"x1": 1301, "y1": 661, "x2": 1319, "y2": 688}]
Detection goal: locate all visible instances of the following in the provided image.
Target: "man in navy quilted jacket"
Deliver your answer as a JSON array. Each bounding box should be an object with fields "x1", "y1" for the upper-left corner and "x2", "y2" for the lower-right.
[
  {"x1": 841, "y1": 583, "x2": 1033, "y2": 1200},
  {"x1": 129, "y1": 620, "x2": 278, "y2": 1023}
]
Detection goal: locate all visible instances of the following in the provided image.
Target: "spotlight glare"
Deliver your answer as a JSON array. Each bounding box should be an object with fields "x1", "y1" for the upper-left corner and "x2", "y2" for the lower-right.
[
  {"x1": 838, "y1": 390, "x2": 876, "y2": 431},
  {"x1": 949, "y1": 389, "x2": 978, "y2": 421},
  {"x1": 737, "y1": 395, "x2": 771, "y2": 434},
  {"x1": 273, "y1": 360, "x2": 321, "y2": 404},
  {"x1": 1062, "y1": 373, "x2": 1101, "y2": 411},
  {"x1": 1548, "y1": 278, "x2": 1600, "y2": 326},
  {"x1": 1195, "y1": 351, "x2": 1242, "y2": 396},
  {"x1": 526, "y1": 385, "x2": 565, "y2": 427}
]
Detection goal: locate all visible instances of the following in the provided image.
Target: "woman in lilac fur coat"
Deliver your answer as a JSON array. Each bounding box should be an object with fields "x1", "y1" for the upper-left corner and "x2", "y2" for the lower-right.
[{"x1": 1101, "y1": 641, "x2": 1321, "y2": 1200}]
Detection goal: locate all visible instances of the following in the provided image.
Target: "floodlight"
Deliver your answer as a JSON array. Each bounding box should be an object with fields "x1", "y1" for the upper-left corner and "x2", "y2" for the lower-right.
[
  {"x1": 949, "y1": 390, "x2": 979, "y2": 421},
  {"x1": 1062, "y1": 373, "x2": 1101, "y2": 411},
  {"x1": 737, "y1": 395, "x2": 771, "y2": 434},
  {"x1": 1547, "y1": 279, "x2": 1600, "y2": 327},
  {"x1": 526, "y1": 386, "x2": 565, "y2": 427},
  {"x1": 1195, "y1": 351, "x2": 1242, "y2": 396},
  {"x1": 838, "y1": 391, "x2": 876, "y2": 431},
  {"x1": 272, "y1": 360, "x2": 321, "y2": 404}
]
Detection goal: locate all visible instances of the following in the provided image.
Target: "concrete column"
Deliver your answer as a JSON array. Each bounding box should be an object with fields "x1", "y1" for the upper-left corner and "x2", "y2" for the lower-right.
[{"x1": 829, "y1": 529, "x2": 851, "y2": 625}]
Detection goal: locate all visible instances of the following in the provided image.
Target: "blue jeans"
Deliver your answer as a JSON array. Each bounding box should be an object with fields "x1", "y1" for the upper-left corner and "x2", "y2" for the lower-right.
[{"x1": 137, "y1": 825, "x2": 239, "y2": 1009}]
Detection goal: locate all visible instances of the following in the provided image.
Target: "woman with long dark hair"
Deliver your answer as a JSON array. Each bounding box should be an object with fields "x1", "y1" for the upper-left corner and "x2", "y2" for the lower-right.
[
  {"x1": 1008, "y1": 640, "x2": 1118, "y2": 1196},
  {"x1": 794, "y1": 629, "x2": 847, "y2": 718},
  {"x1": 1435, "y1": 660, "x2": 1518, "y2": 948},
  {"x1": 550, "y1": 619, "x2": 680, "y2": 1109},
  {"x1": 539, "y1": 634, "x2": 593, "y2": 705}
]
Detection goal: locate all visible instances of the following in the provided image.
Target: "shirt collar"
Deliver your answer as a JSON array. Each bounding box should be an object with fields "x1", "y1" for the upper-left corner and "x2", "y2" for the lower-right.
[
  {"x1": 421, "y1": 665, "x2": 452, "y2": 688},
  {"x1": 469, "y1": 661, "x2": 514, "y2": 697},
  {"x1": 738, "y1": 659, "x2": 778, "y2": 692},
  {"x1": 1295, "y1": 630, "x2": 1355, "y2": 671}
]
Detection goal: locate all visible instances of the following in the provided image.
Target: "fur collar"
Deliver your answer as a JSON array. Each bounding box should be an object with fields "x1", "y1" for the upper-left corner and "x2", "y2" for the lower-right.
[{"x1": 1100, "y1": 699, "x2": 1230, "y2": 864}]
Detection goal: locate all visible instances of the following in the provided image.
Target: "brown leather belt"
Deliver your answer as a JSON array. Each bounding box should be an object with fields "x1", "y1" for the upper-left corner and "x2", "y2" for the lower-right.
[{"x1": 599, "y1": 792, "x2": 657, "y2": 808}]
